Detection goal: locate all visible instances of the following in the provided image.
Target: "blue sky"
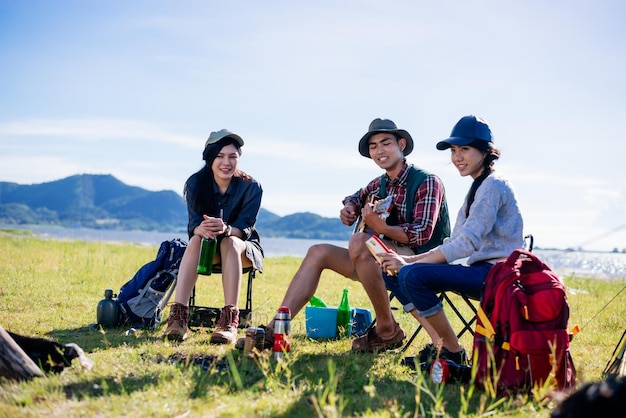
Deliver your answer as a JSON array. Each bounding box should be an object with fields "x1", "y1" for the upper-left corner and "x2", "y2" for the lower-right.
[{"x1": 1, "y1": 1, "x2": 625, "y2": 252}]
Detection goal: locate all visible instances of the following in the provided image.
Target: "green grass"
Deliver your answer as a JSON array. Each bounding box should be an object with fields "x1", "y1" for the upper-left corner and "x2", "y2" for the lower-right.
[{"x1": 0, "y1": 233, "x2": 624, "y2": 417}]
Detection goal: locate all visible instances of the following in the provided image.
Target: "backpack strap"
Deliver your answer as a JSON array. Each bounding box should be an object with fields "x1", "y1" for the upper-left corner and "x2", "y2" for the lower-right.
[
  {"x1": 476, "y1": 306, "x2": 498, "y2": 345},
  {"x1": 380, "y1": 165, "x2": 451, "y2": 253},
  {"x1": 379, "y1": 165, "x2": 427, "y2": 217}
]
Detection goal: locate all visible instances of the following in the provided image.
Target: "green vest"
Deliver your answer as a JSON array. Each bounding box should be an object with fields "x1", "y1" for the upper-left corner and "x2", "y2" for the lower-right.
[{"x1": 379, "y1": 165, "x2": 450, "y2": 254}]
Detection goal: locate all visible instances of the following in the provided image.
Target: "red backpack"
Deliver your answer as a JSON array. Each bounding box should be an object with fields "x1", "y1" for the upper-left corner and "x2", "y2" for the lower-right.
[{"x1": 472, "y1": 249, "x2": 577, "y2": 394}]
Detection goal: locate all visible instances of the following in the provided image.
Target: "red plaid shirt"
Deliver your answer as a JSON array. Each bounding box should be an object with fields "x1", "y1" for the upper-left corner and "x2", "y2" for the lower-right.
[{"x1": 343, "y1": 162, "x2": 446, "y2": 250}]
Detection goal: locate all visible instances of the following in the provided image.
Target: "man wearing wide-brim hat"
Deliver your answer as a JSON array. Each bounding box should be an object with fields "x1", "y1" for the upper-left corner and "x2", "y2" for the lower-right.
[
  {"x1": 357, "y1": 118, "x2": 415, "y2": 158},
  {"x1": 237, "y1": 118, "x2": 451, "y2": 354}
]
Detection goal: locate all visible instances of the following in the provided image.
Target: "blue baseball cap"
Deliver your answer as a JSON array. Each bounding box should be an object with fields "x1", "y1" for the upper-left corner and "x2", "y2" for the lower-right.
[{"x1": 436, "y1": 115, "x2": 493, "y2": 150}]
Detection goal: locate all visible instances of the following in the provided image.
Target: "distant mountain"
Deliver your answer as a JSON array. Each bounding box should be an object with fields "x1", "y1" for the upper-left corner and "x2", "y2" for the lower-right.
[
  {"x1": 0, "y1": 174, "x2": 352, "y2": 240},
  {"x1": 257, "y1": 211, "x2": 352, "y2": 240}
]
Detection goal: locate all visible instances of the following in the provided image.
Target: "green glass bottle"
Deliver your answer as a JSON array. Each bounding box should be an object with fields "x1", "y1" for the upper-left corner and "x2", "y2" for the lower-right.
[
  {"x1": 336, "y1": 288, "x2": 351, "y2": 338},
  {"x1": 196, "y1": 237, "x2": 217, "y2": 275},
  {"x1": 309, "y1": 295, "x2": 327, "y2": 307}
]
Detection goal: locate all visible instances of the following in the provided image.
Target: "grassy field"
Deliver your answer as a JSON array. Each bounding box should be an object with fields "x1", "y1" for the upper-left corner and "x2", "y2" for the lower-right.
[{"x1": 0, "y1": 232, "x2": 624, "y2": 417}]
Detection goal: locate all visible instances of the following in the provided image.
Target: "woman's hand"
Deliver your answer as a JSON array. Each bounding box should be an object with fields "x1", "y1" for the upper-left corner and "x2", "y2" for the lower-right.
[
  {"x1": 198, "y1": 214, "x2": 226, "y2": 239},
  {"x1": 378, "y1": 252, "x2": 407, "y2": 276}
]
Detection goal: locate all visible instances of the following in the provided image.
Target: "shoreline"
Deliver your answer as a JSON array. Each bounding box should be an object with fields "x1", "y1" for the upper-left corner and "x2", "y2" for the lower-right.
[{"x1": 2, "y1": 224, "x2": 625, "y2": 279}]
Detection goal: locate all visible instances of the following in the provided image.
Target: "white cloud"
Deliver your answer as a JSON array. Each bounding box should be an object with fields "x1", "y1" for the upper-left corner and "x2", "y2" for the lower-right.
[
  {"x1": 1, "y1": 1, "x2": 625, "y2": 252},
  {"x1": 0, "y1": 118, "x2": 199, "y2": 148}
]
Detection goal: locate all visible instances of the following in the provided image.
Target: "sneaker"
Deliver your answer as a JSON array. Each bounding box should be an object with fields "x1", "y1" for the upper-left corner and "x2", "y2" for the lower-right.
[
  {"x1": 351, "y1": 322, "x2": 406, "y2": 353},
  {"x1": 401, "y1": 345, "x2": 469, "y2": 371},
  {"x1": 163, "y1": 303, "x2": 189, "y2": 342},
  {"x1": 400, "y1": 356, "x2": 420, "y2": 371},
  {"x1": 400, "y1": 344, "x2": 437, "y2": 371},
  {"x1": 235, "y1": 325, "x2": 275, "y2": 351},
  {"x1": 210, "y1": 305, "x2": 239, "y2": 345},
  {"x1": 418, "y1": 343, "x2": 437, "y2": 363},
  {"x1": 439, "y1": 346, "x2": 469, "y2": 366}
]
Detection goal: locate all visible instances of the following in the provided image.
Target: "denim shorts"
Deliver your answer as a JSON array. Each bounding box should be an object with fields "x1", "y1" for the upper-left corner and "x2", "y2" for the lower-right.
[
  {"x1": 381, "y1": 244, "x2": 419, "y2": 312},
  {"x1": 383, "y1": 273, "x2": 416, "y2": 312}
]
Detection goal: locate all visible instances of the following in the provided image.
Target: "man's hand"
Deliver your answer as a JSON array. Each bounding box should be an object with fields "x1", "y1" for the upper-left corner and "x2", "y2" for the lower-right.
[
  {"x1": 340, "y1": 203, "x2": 358, "y2": 226},
  {"x1": 361, "y1": 203, "x2": 385, "y2": 232}
]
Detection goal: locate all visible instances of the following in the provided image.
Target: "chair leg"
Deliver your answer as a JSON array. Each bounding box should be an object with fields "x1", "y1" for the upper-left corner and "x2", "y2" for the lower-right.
[
  {"x1": 189, "y1": 285, "x2": 196, "y2": 307},
  {"x1": 186, "y1": 268, "x2": 257, "y2": 329},
  {"x1": 239, "y1": 269, "x2": 255, "y2": 328},
  {"x1": 401, "y1": 327, "x2": 422, "y2": 353},
  {"x1": 396, "y1": 292, "x2": 478, "y2": 352},
  {"x1": 459, "y1": 294, "x2": 478, "y2": 337},
  {"x1": 440, "y1": 293, "x2": 478, "y2": 338},
  {"x1": 245, "y1": 270, "x2": 255, "y2": 313}
]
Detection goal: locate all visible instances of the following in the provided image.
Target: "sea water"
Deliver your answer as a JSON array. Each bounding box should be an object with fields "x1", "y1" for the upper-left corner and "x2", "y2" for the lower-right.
[{"x1": 2, "y1": 224, "x2": 625, "y2": 279}]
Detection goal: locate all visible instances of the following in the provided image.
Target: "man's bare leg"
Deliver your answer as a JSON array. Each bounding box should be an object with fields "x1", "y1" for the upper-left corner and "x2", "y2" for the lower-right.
[
  {"x1": 267, "y1": 243, "x2": 354, "y2": 328},
  {"x1": 349, "y1": 233, "x2": 398, "y2": 337}
]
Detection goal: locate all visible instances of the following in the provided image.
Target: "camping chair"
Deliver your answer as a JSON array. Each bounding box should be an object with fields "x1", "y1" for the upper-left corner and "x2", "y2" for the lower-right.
[
  {"x1": 367, "y1": 283, "x2": 480, "y2": 353},
  {"x1": 187, "y1": 265, "x2": 257, "y2": 329},
  {"x1": 390, "y1": 234, "x2": 535, "y2": 353},
  {"x1": 398, "y1": 292, "x2": 478, "y2": 353}
]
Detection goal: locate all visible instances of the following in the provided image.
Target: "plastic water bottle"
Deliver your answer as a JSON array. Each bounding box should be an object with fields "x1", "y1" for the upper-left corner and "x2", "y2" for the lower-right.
[
  {"x1": 196, "y1": 237, "x2": 217, "y2": 275},
  {"x1": 273, "y1": 306, "x2": 291, "y2": 360},
  {"x1": 336, "y1": 288, "x2": 351, "y2": 338},
  {"x1": 309, "y1": 295, "x2": 327, "y2": 307}
]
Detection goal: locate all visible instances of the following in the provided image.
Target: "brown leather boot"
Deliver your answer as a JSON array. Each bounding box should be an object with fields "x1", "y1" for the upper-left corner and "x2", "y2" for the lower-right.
[
  {"x1": 210, "y1": 305, "x2": 239, "y2": 345},
  {"x1": 163, "y1": 303, "x2": 189, "y2": 342}
]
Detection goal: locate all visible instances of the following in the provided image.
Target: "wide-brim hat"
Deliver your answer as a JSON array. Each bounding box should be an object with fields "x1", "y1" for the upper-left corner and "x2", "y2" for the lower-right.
[
  {"x1": 358, "y1": 118, "x2": 414, "y2": 158},
  {"x1": 205, "y1": 129, "x2": 244, "y2": 149},
  {"x1": 436, "y1": 115, "x2": 493, "y2": 150}
]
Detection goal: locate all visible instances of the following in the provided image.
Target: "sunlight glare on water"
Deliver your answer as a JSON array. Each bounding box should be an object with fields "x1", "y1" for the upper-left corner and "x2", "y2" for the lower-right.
[{"x1": 4, "y1": 225, "x2": 625, "y2": 279}]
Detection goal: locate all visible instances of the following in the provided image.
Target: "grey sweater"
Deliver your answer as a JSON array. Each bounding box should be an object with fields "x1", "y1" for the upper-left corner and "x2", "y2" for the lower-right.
[{"x1": 439, "y1": 172, "x2": 524, "y2": 265}]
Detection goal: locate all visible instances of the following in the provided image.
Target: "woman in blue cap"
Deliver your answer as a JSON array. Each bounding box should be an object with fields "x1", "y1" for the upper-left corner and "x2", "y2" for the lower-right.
[{"x1": 378, "y1": 115, "x2": 524, "y2": 364}]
